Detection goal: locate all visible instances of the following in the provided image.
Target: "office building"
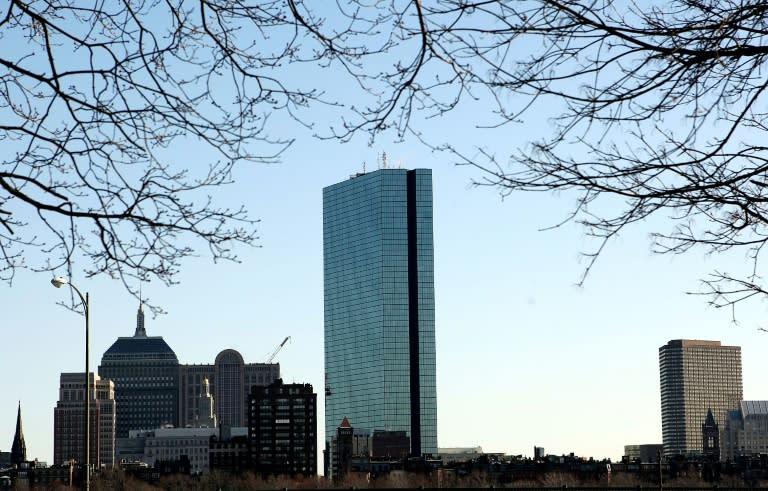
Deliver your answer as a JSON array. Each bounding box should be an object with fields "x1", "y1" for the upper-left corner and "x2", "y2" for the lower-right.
[
  {"x1": 100, "y1": 301, "x2": 281, "y2": 439},
  {"x1": 323, "y1": 168, "x2": 438, "y2": 456},
  {"x1": 179, "y1": 349, "x2": 279, "y2": 428},
  {"x1": 248, "y1": 379, "x2": 317, "y2": 476},
  {"x1": 724, "y1": 401, "x2": 768, "y2": 461},
  {"x1": 53, "y1": 373, "x2": 116, "y2": 467},
  {"x1": 659, "y1": 339, "x2": 742, "y2": 457},
  {"x1": 99, "y1": 303, "x2": 179, "y2": 437}
]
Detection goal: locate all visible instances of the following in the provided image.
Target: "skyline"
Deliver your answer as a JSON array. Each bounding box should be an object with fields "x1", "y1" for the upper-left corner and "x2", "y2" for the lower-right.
[
  {"x1": 4, "y1": 0, "x2": 768, "y2": 477},
  {"x1": 4, "y1": 139, "x2": 768, "y2": 466}
]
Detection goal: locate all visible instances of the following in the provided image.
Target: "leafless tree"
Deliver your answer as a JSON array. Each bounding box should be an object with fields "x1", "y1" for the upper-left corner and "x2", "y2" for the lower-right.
[
  {"x1": 316, "y1": 0, "x2": 768, "y2": 316},
  {"x1": 0, "y1": 0, "x2": 363, "y2": 302},
  {"x1": 8, "y1": 0, "x2": 768, "y2": 314}
]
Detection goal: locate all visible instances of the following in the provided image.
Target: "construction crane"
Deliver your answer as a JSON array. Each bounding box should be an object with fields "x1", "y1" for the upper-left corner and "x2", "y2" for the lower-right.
[{"x1": 265, "y1": 336, "x2": 291, "y2": 363}]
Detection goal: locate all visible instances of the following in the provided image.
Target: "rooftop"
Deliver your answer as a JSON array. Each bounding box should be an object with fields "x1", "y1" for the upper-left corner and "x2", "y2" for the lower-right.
[
  {"x1": 742, "y1": 400, "x2": 768, "y2": 416},
  {"x1": 102, "y1": 336, "x2": 178, "y2": 360}
]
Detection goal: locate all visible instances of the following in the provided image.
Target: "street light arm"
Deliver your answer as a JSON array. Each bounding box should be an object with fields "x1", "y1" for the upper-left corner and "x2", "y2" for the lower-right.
[
  {"x1": 67, "y1": 284, "x2": 87, "y2": 316},
  {"x1": 51, "y1": 276, "x2": 88, "y2": 315}
]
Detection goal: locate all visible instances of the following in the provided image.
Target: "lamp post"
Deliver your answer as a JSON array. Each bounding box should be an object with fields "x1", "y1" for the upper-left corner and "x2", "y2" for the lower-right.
[{"x1": 51, "y1": 277, "x2": 90, "y2": 491}]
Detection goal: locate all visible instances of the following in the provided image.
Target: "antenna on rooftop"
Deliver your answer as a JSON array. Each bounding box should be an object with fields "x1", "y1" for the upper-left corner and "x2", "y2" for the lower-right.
[{"x1": 380, "y1": 151, "x2": 388, "y2": 169}]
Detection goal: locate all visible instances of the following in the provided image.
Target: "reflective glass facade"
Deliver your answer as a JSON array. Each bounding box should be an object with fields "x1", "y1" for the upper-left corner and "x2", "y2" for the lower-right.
[{"x1": 323, "y1": 169, "x2": 437, "y2": 455}]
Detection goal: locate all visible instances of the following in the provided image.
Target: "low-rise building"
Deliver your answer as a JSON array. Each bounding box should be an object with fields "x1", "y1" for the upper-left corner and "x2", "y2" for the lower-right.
[
  {"x1": 210, "y1": 426, "x2": 249, "y2": 475},
  {"x1": 325, "y1": 418, "x2": 373, "y2": 480},
  {"x1": 119, "y1": 426, "x2": 247, "y2": 475},
  {"x1": 439, "y1": 447, "x2": 484, "y2": 464},
  {"x1": 724, "y1": 401, "x2": 768, "y2": 461},
  {"x1": 624, "y1": 444, "x2": 663, "y2": 463}
]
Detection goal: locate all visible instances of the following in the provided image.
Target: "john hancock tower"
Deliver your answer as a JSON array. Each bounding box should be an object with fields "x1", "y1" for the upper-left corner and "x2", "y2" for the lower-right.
[{"x1": 323, "y1": 168, "x2": 437, "y2": 456}]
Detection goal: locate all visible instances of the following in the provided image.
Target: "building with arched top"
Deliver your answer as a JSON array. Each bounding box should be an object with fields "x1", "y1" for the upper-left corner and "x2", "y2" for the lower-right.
[
  {"x1": 179, "y1": 349, "x2": 279, "y2": 428},
  {"x1": 99, "y1": 302, "x2": 280, "y2": 437},
  {"x1": 99, "y1": 303, "x2": 180, "y2": 437}
]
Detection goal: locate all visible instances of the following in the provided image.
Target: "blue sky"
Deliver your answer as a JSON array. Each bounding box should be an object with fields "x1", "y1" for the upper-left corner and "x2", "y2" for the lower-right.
[
  {"x1": 3, "y1": 2, "x2": 768, "y2": 467},
  {"x1": 4, "y1": 128, "x2": 768, "y2": 465}
]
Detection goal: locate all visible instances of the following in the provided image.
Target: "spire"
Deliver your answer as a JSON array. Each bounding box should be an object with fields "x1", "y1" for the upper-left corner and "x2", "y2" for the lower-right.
[
  {"x1": 134, "y1": 294, "x2": 147, "y2": 337},
  {"x1": 11, "y1": 401, "x2": 27, "y2": 465},
  {"x1": 704, "y1": 408, "x2": 717, "y2": 427}
]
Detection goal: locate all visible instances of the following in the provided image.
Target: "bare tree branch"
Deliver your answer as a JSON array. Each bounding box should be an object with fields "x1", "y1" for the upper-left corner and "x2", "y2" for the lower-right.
[
  {"x1": 0, "y1": 0, "x2": 361, "y2": 307},
  {"x1": 318, "y1": 0, "x2": 768, "y2": 316}
]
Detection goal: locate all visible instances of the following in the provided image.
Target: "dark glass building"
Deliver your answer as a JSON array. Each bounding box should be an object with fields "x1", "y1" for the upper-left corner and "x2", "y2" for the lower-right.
[
  {"x1": 248, "y1": 379, "x2": 317, "y2": 476},
  {"x1": 99, "y1": 303, "x2": 179, "y2": 437},
  {"x1": 323, "y1": 168, "x2": 437, "y2": 456}
]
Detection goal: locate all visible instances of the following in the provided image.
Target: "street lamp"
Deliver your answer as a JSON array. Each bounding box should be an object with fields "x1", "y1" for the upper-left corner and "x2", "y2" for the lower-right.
[{"x1": 51, "y1": 276, "x2": 90, "y2": 491}]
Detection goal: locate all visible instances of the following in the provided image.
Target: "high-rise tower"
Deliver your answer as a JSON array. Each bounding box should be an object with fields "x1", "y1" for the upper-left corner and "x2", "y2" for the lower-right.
[
  {"x1": 659, "y1": 339, "x2": 742, "y2": 457},
  {"x1": 53, "y1": 373, "x2": 116, "y2": 467},
  {"x1": 323, "y1": 168, "x2": 437, "y2": 456},
  {"x1": 99, "y1": 302, "x2": 179, "y2": 437}
]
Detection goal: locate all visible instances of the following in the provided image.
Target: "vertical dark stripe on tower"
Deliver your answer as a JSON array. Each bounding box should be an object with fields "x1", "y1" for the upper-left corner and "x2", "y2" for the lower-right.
[{"x1": 406, "y1": 170, "x2": 422, "y2": 456}]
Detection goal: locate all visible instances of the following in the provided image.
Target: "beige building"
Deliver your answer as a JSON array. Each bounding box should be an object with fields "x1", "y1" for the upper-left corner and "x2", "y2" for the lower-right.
[
  {"x1": 659, "y1": 339, "x2": 742, "y2": 458},
  {"x1": 178, "y1": 349, "x2": 279, "y2": 427},
  {"x1": 53, "y1": 373, "x2": 116, "y2": 468}
]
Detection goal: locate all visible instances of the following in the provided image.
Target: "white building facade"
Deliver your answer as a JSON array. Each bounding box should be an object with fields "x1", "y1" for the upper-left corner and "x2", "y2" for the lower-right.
[{"x1": 120, "y1": 426, "x2": 247, "y2": 475}]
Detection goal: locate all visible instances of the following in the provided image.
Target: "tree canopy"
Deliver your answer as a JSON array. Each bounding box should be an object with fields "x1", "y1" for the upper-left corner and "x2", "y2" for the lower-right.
[
  {"x1": 333, "y1": 0, "x2": 768, "y2": 313},
  {"x1": 1, "y1": 0, "x2": 330, "y2": 292},
  {"x1": 3, "y1": 0, "x2": 768, "y2": 311}
]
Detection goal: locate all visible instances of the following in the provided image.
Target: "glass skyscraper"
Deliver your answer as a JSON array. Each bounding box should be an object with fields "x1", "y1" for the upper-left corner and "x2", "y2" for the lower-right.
[{"x1": 323, "y1": 168, "x2": 437, "y2": 456}]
